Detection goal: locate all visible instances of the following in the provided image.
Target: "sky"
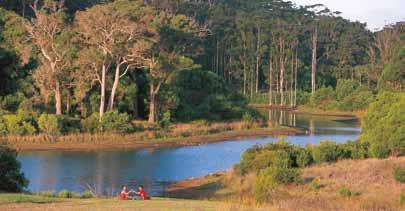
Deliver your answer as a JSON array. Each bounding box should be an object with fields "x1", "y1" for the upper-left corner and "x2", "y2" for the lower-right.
[{"x1": 291, "y1": 0, "x2": 405, "y2": 31}]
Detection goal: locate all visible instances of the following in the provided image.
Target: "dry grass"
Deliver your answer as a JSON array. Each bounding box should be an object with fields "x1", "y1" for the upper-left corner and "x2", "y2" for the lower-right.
[{"x1": 168, "y1": 157, "x2": 405, "y2": 211}]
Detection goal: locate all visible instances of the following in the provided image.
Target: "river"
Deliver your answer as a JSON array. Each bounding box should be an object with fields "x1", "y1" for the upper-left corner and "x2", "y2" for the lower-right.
[{"x1": 18, "y1": 111, "x2": 360, "y2": 196}]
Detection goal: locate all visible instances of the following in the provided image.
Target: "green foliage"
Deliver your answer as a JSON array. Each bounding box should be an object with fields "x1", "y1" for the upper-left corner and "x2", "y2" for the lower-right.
[
  {"x1": 35, "y1": 191, "x2": 56, "y2": 198},
  {"x1": 338, "y1": 187, "x2": 361, "y2": 197},
  {"x1": 38, "y1": 114, "x2": 61, "y2": 135},
  {"x1": 310, "y1": 86, "x2": 336, "y2": 110},
  {"x1": 336, "y1": 79, "x2": 359, "y2": 100},
  {"x1": 310, "y1": 141, "x2": 343, "y2": 164},
  {"x1": 297, "y1": 148, "x2": 313, "y2": 168},
  {"x1": 253, "y1": 166, "x2": 299, "y2": 202},
  {"x1": 394, "y1": 167, "x2": 405, "y2": 183},
  {"x1": 159, "y1": 111, "x2": 171, "y2": 129},
  {"x1": 0, "y1": 145, "x2": 28, "y2": 192},
  {"x1": 58, "y1": 190, "x2": 75, "y2": 198},
  {"x1": 0, "y1": 116, "x2": 7, "y2": 135},
  {"x1": 361, "y1": 92, "x2": 405, "y2": 158},
  {"x1": 80, "y1": 191, "x2": 93, "y2": 199},
  {"x1": 379, "y1": 46, "x2": 405, "y2": 92},
  {"x1": 169, "y1": 69, "x2": 258, "y2": 122},
  {"x1": 100, "y1": 111, "x2": 134, "y2": 133},
  {"x1": 80, "y1": 113, "x2": 100, "y2": 133},
  {"x1": 81, "y1": 112, "x2": 134, "y2": 133},
  {"x1": 338, "y1": 90, "x2": 375, "y2": 111}
]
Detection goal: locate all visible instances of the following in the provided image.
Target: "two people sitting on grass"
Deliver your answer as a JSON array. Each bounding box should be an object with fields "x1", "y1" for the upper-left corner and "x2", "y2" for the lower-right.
[{"x1": 120, "y1": 185, "x2": 150, "y2": 200}]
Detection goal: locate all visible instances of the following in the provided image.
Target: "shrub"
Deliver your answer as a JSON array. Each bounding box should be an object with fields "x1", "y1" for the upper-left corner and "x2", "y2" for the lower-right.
[
  {"x1": 310, "y1": 141, "x2": 343, "y2": 164},
  {"x1": 80, "y1": 191, "x2": 94, "y2": 199},
  {"x1": 394, "y1": 167, "x2": 405, "y2": 183},
  {"x1": 160, "y1": 111, "x2": 171, "y2": 129},
  {"x1": 0, "y1": 145, "x2": 29, "y2": 192},
  {"x1": 310, "y1": 86, "x2": 336, "y2": 110},
  {"x1": 1, "y1": 107, "x2": 39, "y2": 135},
  {"x1": 338, "y1": 90, "x2": 374, "y2": 111},
  {"x1": 81, "y1": 113, "x2": 100, "y2": 133},
  {"x1": 340, "y1": 141, "x2": 369, "y2": 159},
  {"x1": 58, "y1": 190, "x2": 74, "y2": 198},
  {"x1": 36, "y1": 190, "x2": 56, "y2": 198},
  {"x1": 361, "y1": 92, "x2": 405, "y2": 158},
  {"x1": 0, "y1": 117, "x2": 8, "y2": 135},
  {"x1": 100, "y1": 111, "x2": 134, "y2": 133},
  {"x1": 338, "y1": 187, "x2": 361, "y2": 197},
  {"x1": 336, "y1": 79, "x2": 359, "y2": 100},
  {"x1": 38, "y1": 114, "x2": 61, "y2": 135},
  {"x1": 253, "y1": 166, "x2": 299, "y2": 202},
  {"x1": 297, "y1": 148, "x2": 313, "y2": 168}
]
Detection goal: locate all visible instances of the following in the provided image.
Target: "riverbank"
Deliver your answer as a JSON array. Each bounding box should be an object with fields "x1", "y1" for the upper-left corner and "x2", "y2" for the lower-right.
[
  {"x1": 250, "y1": 104, "x2": 362, "y2": 119},
  {"x1": 166, "y1": 157, "x2": 405, "y2": 210},
  {"x1": 2, "y1": 121, "x2": 302, "y2": 152}
]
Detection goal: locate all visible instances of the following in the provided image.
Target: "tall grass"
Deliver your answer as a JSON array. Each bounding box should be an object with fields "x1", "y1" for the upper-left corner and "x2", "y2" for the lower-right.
[{"x1": 2, "y1": 120, "x2": 281, "y2": 147}]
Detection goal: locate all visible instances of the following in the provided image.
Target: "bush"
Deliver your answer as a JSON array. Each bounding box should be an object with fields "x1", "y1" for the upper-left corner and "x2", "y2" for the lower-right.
[
  {"x1": 36, "y1": 190, "x2": 56, "y2": 198},
  {"x1": 338, "y1": 90, "x2": 374, "y2": 111},
  {"x1": 0, "y1": 145, "x2": 29, "y2": 192},
  {"x1": 297, "y1": 148, "x2": 313, "y2": 168},
  {"x1": 1, "y1": 107, "x2": 39, "y2": 135},
  {"x1": 336, "y1": 79, "x2": 359, "y2": 100},
  {"x1": 100, "y1": 111, "x2": 134, "y2": 133},
  {"x1": 81, "y1": 113, "x2": 100, "y2": 133},
  {"x1": 394, "y1": 167, "x2": 405, "y2": 183},
  {"x1": 80, "y1": 191, "x2": 94, "y2": 199},
  {"x1": 38, "y1": 114, "x2": 61, "y2": 135},
  {"x1": 58, "y1": 190, "x2": 74, "y2": 198},
  {"x1": 340, "y1": 141, "x2": 369, "y2": 159},
  {"x1": 310, "y1": 141, "x2": 343, "y2": 164},
  {"x1": 361, "y1": 92, "x2": 405, "y2": 157},
  {"x1": 310, "y1": 86, "x2": 336, "y2": 110},
  {"x1": 253, "y1": 166, "x2": 299, "y2": 202},
  {"x1": 0, "y1": 117, "x2": 8, "y2": 135},
  {"x1": 338, "y1": 187, "x2": 360, "y2": 197}
]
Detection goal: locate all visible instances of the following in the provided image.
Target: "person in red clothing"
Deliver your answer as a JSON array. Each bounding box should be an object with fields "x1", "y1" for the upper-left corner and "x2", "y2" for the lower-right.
[
  {"x1": 136, "y1": 185, "x2": 150, "y2": 200},
  {"x1": 119, "y1": 185, "x2": 135, "y2": 200}
]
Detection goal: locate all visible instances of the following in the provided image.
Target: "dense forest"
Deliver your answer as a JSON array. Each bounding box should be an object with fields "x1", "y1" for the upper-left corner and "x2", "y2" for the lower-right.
[{"x1": 0, "y1": 0, "x2": 404, "y2": 135}]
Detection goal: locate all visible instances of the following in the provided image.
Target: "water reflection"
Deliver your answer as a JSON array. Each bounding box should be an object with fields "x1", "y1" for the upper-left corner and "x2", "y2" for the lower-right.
[{"x1": 18, "y1": 110, "x2": 360, "y2": 196}]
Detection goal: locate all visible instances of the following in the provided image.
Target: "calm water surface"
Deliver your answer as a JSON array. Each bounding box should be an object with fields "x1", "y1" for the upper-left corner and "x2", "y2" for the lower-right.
[{"x1": 18, "y1": 112, "x2": 360, "y2": 196}]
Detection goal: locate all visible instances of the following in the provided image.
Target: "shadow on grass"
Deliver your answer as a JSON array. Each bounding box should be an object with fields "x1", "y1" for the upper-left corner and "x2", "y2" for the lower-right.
[{"x1": 165, "y1": 180, "x2": 230, "y2": 200}]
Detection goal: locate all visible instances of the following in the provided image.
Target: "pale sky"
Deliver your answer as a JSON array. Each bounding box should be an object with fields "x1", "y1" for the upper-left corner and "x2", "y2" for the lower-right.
[{"x1": 291, "y1": 0, "x2": 405, "y2": 31}]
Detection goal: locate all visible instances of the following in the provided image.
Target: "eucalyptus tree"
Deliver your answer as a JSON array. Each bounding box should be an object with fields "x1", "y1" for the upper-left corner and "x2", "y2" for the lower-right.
[
  {"x1": 26, "y1": 0, "x2": 74, "y2": 115},
  {"x1": 75, "y1": 0, "x2": 154, "y2": 119}
]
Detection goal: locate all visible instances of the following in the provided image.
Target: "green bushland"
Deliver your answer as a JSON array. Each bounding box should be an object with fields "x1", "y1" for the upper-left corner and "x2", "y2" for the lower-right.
[
  {"x1": 0, "y1": 145, "x2": 28, "y2": 192},
  {"x1": 394, "y1": 167, "x2": 405, "y2": 183},
  {"x1": 168, "y1": 69, "x2": 261, "y2": 122},
  {"x1": 249, "y1": 79, "x2": 375, "y2": 112},
  {"x1": 361, "y1": 92, "x2": 405, "y2": 158}
]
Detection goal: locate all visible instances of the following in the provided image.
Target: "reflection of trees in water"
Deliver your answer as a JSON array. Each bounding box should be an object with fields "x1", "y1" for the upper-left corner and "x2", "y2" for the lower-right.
[{"x1": 267, "y1": 109, "x2": 296, "y2": 127}]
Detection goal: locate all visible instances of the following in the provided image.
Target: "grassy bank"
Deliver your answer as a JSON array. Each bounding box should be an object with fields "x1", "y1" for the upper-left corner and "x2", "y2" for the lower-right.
[
  {"x1": 166, "y1": 157, "x2": 405, "y2": 211},
  {"x1": 250, "y1": 104, "x2": 362, "y2": 118},
  {"x1": 0, "y1": 194, "x2": 268, "y2": 211},
  {"x1": 1, "y1": 120, "x2": 302, "y2": 151}
]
